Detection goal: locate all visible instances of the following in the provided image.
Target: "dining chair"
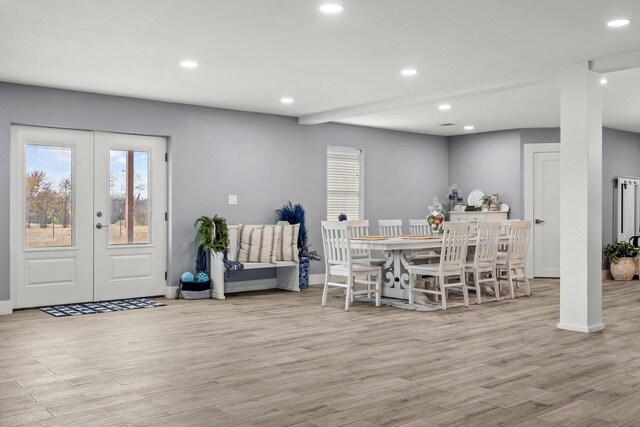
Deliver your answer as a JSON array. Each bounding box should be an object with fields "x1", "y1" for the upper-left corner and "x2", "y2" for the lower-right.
[
  {"x1": 378, "y1": 219, "x2": 403, "y2": 236},
  {"x1": 464, "y1": 221, "x2": 501, "y2": 304},
  {"x1": 496, "y1": 220, "x2": 531, "y2": 298},
  {"x1": 409, "y1": 219, "x2": 429, "y2": 235},
  {"x1": 497, "y1": 220, "x2": 513, "y2": 259},
  {"x1": 407, "y1": 221, "x2": 471, "y2": 310},
  {"x1": 321, "y1": 221, "x2": 382, "y2": 311},
  {"x1": 348, "y1": 220, "x2": 386, "y2": 265},
  {"x1": 408, "y1": 218, "x2": 439, "y2": 264}
]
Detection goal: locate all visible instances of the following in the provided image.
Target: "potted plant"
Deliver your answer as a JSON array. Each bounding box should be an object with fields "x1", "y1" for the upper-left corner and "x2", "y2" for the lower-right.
[
  {"x1": 603, "y1": 241, "x2": 639, "y2": 281},
  {"x1": 481, "y1": 195, "x2": 492, "y2": 211},
  {"x1": 276, "y1": 202, "x2": 321, "y2": 289}
]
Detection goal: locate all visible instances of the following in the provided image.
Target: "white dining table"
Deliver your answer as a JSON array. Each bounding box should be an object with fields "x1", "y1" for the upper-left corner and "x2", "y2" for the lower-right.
[{"x1": 350, "y1": 235, "x2": 508, "y2": 300}]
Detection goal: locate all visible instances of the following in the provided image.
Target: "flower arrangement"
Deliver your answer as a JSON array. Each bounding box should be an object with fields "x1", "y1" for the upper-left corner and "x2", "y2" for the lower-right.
[{"x1": 427, "y1": 211, "x2": 445, "y2": 233}]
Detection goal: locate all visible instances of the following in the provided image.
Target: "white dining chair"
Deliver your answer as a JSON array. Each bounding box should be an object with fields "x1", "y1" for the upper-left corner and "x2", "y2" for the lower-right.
[
  {"x1": 408, "y1": 218, "x2": 439, "y2": 264},
  {"x1": 348, "y1": 220, "x2": 386, "y2": 265},
  {"x1": 378, "y1": 219, "x2": 403, "y2": 236},
  {"x1": 407, "y1": 221, "x2": 471, "y2": 310},
  {"x1": 464, "y1": 221, "x2": 501, "y2": 304},
  {"x1": 321, "y1": 221, "x2": 382, "y2": 311},
  {"x1": 409, "y1": 219, "x2": 429, "y2": 235},
  {"x1": 496, "y1": 220, "x2": 531, "y2": 298}
]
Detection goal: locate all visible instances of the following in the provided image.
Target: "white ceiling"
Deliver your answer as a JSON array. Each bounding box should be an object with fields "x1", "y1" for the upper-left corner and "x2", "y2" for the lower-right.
[{"x1": 1, "y1": 0, "x2": 640, "y2": 136}]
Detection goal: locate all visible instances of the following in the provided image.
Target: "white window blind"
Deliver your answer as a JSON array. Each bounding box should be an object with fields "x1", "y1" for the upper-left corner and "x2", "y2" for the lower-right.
[{"x1": 327, "y1": 147, "x2": 362, "y2": 220}]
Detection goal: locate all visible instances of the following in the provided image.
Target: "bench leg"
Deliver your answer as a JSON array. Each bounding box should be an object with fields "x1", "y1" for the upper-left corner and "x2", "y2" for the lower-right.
[
  {"x1": 276, "y1": 265, "x2": 300, "y2": 292},
  {"x1": 211, "y1": 252, "x2": 226, "y2": 300}
]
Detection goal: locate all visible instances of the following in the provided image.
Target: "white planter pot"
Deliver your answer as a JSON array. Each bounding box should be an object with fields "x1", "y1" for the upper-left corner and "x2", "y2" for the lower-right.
[{"x1": 610, "y1": 257, "x2": 636, "y2": 281}]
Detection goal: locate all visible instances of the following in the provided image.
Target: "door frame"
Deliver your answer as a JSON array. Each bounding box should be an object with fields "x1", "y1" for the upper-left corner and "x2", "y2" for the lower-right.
[
  {"x1": 524, "y1": 143, "x2": 561, "y2": 278},
  {"x1": 9, "y1": 124, "x2": 171, "y2": 311}
]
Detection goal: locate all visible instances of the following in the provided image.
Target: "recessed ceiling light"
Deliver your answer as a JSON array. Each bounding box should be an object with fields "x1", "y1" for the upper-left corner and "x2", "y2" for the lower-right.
[
  {"x1": 464, "y1": 125, "x2": 475, "y2": 130},
  {"x1": 401, "y1": 68, "x2": 418, "y2": 76},
  {"x1": 180, "y1": 60, "x2": 198, "y2": 69},
  {"x1": 607, "y1": 19, "x2": 630, "y2": 27},
  {"x1": 319, "y1": 4, "x2": 344, "y2": 13},
  {"x1": 600, "y1": 78, "x2": 608, "y2": 85},
  {"x1": 438, "y1": 104, "x2": 452, "y2": 111},
  {"x1": 280, "y1": 97, "x2": 294, "y2": 104}
]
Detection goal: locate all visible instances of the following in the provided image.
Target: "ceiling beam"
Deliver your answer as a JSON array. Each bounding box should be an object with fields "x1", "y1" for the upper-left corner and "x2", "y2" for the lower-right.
[
  {"x1": 298, "y1": 71, "x2": 558, "y2": 125},
  {"x1": 591, "y1": 50, "x2": 640, "y2": 74}
]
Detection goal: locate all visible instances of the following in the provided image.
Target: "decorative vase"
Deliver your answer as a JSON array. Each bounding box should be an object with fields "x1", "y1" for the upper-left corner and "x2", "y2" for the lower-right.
[
  {"x1": 610, "y1": 257, "x2": 636, "y2": 281},
  {"x1": 299, "y1": 257, "x2": 310, "y2": 289}
]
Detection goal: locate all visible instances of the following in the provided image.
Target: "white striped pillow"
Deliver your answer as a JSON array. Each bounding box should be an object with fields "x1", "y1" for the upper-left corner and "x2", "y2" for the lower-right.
[
  {"x1": 276, "y1": 224, "x2": 300, "y2": 262},
  {"x1": 237, "y1": 225, "x2": 280, "y2": 263}
]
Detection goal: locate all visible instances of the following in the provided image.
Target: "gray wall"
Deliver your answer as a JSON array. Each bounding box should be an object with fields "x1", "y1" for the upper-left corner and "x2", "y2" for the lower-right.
[
  {"x1": 0, "y1": 82, "x2": 448, "y2": 301},
  {"x1": 447, "y1": 130, "x2": 523, "y2": 218},
  {"x1": 449, "y1": 126, "x2": 640, "y2": 259},
  {"x1": 602, "y1": 128, "x2": 640, "y2": 246}
]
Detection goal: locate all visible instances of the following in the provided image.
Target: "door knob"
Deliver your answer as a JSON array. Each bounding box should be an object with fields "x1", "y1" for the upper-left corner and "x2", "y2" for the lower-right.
[
  {"x1": 96, "y1": 223, "x2": 108, "y2": 229},
  {"x1": 535, "y1": 219, "x2": 545, "y2": 224}
]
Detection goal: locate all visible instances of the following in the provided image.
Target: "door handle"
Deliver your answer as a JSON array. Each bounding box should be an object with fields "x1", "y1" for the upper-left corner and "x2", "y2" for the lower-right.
[
  {"x1": 535, "y1": 219, "x2": 545, "y2": 224},
  {"x1": 95, "y1": 223, "x2": 109, "y2": 229}
]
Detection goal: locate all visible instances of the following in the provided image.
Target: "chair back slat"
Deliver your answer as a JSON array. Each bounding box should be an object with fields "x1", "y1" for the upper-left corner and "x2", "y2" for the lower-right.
[
  {"x1": 474, "y1": 221, "x2": 501, "y2": 263},
  {"x1": 498, "y1": 220, "x2": 512, "y2": 253},
  {"x1": 378, "y1": 219, "x2": 403, "y2": 236},
  {"x1": 348, "y1": 220, "x2": 370, "y2": 257},
  {"x1": 409, "y1": 219, "x2": 429, "y2": 235},
  {"x1": 321, "y1": 221, "x2": 352, "y2": 267},
  {"x1": 439, "y1": 221, "x2": 471, "y2": 270},
  {"x1": 508, "y1": 220, "x2": 531, "y2": 260}
]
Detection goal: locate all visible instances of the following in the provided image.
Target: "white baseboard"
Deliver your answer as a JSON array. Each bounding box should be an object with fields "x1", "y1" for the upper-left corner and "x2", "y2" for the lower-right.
[
  {"x1": 0, "y1": 300, "x2": 13, "y2": 315},
  {"x1": 165, "y1": 286, "x2": 179, "y2": 299},
  {"x1": 557, "y1": 322, "x2": 605, "y2": 333},
  {"x1": 309, "y1": 274, "x2": 324, "y2": 286}
]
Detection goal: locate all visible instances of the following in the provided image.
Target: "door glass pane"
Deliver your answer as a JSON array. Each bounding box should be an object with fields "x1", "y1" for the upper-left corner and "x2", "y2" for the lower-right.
[
  {"x1": 25, "y1": 145, "x2": 73, "y2": 248},
  {"x1": 109, "y1": 150, "x2": 150, "y2": 244}
]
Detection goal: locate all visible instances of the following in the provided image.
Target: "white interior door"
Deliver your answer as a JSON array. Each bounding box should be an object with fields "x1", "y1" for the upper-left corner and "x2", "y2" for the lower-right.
[
  {"x1": 11, "y1": 126, "x2": 94, "y2": 308},
  {"x1": 11, "y1": 126, "x2": 167, "y2": 308},
  {"x1": 93, "y1": 132, "x2": 167, "y2": 301},
  {"x1": 533, "y1": 151, "x2": 561, "y2": 277}
]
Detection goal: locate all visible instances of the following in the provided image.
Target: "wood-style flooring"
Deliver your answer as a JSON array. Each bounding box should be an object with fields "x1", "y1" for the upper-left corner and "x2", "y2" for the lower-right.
[{"x1": 2, "y1": 279, "x2": 640, "y2": 426}]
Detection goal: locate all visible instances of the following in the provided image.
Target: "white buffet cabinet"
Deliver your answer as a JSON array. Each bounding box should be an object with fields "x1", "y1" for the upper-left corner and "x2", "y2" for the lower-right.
[{"x1": 449, "y1": 211, "x2": 508, "y2": 222}]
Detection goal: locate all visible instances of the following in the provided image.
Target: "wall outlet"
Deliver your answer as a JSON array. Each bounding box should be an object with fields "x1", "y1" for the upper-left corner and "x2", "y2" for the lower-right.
[{"x1": 228, "y1": 195, "x2": 238, "y2": 205}]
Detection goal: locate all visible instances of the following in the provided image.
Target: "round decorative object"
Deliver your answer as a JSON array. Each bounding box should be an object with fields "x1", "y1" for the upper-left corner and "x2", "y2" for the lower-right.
[
  {"x1": 610, "y1": 257, "x2": 636, "y2": 281},
  {"x1": 196, "y1": 272, "x2": 209, "y2": 283},
  {"x1": 467, "y1": 189, "x2": 485, "y2": 207},
  {"x1": 338, "y1": 212, "x2": 348, "y2": 221},
  {"x1": 181, "y1": 272, "x2": 195, "y2": 282}
]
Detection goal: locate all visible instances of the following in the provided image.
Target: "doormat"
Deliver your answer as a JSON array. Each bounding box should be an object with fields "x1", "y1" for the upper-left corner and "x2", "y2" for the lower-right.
[{"x1": 39, "y1": 298, "x2": 166, "y2": 317}]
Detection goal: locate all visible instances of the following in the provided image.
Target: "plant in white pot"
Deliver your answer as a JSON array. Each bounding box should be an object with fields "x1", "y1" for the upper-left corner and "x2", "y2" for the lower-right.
[{"x1": 603, "y1": 241, "x2": 639, "y2": 281}]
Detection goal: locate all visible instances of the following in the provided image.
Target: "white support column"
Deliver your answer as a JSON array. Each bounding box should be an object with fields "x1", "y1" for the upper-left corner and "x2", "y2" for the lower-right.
[{"x1": 558, "y1": 61, "x2": 604, "y2": 333}]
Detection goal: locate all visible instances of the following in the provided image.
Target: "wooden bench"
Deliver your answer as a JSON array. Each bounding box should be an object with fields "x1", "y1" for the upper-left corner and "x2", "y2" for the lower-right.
[{"x1": 210, "y1": 224, "x2": 300, "y2": 299}]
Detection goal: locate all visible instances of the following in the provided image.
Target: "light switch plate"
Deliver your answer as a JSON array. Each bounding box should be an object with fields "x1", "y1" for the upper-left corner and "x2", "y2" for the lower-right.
[{"x1": 228, "y1": 195, "x2": 238, "y2": 205}]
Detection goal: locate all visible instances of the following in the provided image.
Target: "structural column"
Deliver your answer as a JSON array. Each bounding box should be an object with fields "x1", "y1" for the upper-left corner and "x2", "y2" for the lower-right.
[{"x1": 558, "y1": 61, "x2": 604, "y2": 333}]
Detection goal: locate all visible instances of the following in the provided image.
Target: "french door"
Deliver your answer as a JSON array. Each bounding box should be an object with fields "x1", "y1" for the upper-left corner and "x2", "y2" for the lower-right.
[{"x1": 10, "y1": 126, "x2": 167, "y2": 308}]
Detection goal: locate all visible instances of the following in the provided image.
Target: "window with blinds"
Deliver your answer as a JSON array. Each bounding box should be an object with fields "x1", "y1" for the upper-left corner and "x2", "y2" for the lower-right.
[{"x1": 327, "y1": 146, "x2": 362, "y2": 221}]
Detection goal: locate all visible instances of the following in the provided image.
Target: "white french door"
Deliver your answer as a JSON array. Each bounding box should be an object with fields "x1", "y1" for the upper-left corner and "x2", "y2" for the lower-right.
[{"x1": 10, "y1": 126, "x2": 167, "y2": 308}]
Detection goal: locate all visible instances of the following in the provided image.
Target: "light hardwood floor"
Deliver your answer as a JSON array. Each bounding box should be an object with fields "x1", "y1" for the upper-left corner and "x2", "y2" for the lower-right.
[{"x1": 1, "y1": 279, "x2": 640, "y2": 426}]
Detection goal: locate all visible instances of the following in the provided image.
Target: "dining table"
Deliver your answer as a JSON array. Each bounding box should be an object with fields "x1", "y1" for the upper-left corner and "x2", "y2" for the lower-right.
[{"x1": 349, "y1": 234, "x2": 508, "y2": 300}]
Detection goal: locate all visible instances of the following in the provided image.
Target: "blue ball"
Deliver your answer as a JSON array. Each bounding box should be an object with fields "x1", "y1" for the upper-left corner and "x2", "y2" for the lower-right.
[
  {"x1": 196, "y1": 272, "x2": 209, "y2": 283},
  {"x1": 181, "y1": 272, "x2": 194, "y2": 282}
]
